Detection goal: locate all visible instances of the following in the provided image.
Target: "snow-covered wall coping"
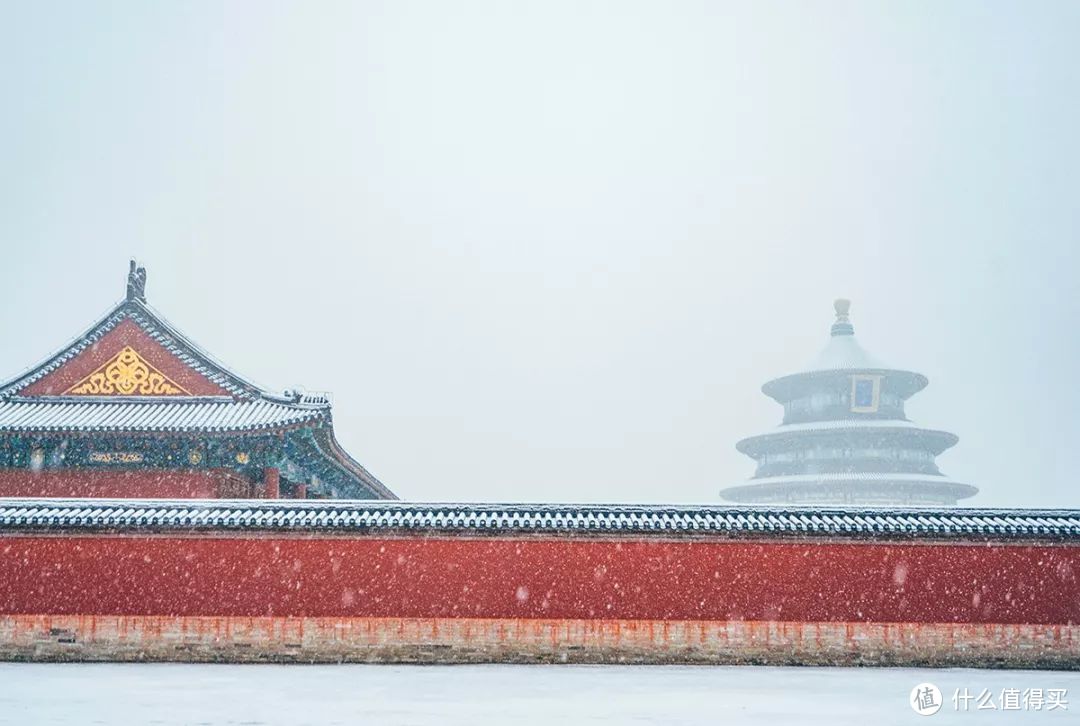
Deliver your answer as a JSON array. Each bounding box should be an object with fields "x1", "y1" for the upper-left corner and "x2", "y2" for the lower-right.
[{"x1": 1, "y1": 498, "x2": 1077, "y2": 540}]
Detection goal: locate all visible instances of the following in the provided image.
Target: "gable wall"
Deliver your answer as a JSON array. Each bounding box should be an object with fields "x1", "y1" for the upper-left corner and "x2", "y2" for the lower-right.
[{"x1": 19, "y1": 318, "x2": 229, "y2": 397}]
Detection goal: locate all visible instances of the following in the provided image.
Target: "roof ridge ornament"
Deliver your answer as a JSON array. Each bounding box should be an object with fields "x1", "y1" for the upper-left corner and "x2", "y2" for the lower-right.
[
  {"x1": 126, "y1": 259, "x2": 147, "y2": 302},
  {"x1": 831, "y1": 298, "x2": 854, "y2": 337}
]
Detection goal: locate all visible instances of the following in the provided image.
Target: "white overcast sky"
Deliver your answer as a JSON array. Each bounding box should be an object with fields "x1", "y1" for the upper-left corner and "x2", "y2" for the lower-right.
[{"x1": 2, "y1": 1, "x2": 1078, "y2": 507}]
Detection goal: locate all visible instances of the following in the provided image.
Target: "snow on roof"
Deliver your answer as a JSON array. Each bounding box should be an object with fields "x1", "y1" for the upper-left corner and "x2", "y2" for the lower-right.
[
  {"x1": 761, "y1": 300, "x2": 929, "y2": 400},
  {"x1": 0, "y1": 262, "x2": 396, "y2": 500},
  {"x1": 773, "y1": 419, "x2": 922, "y2": 433},
  {"x1": 736, "y1": 419, "x2": 960, "y2": 457},
  {"x1": 797, "y1": 298, "x2": 889, "y2": 372},
  {"x1": 741, "y1": 472, "x2": 970, "y2": 486},
  {"x1": 802, "y1": 331, "x2": 888, "y2": 373},
  {"x1": 0, "y1": 397, "x2": 325, "y2": 433},
  {"x1": 0, "y1": 260, "x2": 344, "y2": 431},
  {"x1": 0, "y1": 499, "x2": 1075, "y2": 539},
  {"x1": 0, "y1": 297, "x2": 336, "y2": 433}
]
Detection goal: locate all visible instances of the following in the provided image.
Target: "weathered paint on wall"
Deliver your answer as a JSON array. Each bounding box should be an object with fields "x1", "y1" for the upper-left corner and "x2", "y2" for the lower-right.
[{"x1": 1, "y1": 615, "x2": 1076, "y2": 667}]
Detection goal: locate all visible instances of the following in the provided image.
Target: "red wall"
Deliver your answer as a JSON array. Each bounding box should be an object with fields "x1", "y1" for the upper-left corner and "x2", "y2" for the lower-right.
[
  {"x1": 0, "y1": 535, "x2": 1076, "y2": 624},
  {"x1": 0, "y1": 470, "x2": 251, "y2": 498}
]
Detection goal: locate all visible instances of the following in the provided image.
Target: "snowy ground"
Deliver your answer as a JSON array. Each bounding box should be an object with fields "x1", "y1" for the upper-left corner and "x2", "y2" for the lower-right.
[{"x1": 0, "y1": 663, "x2": 1076, "y2": 725}]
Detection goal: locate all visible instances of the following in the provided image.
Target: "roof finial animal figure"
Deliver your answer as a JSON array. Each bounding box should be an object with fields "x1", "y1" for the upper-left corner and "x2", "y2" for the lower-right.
[{"x1": 126, "y1": 259, "x2": 147, "y2": 302}]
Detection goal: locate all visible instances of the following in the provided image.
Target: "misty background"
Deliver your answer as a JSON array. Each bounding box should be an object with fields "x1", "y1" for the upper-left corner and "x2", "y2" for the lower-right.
[{"x1": 1, "y1": 1, "x2": 1077, "y2": 507}]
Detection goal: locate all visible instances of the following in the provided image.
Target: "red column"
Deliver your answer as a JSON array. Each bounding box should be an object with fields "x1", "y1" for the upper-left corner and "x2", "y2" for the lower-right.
[
  {"x1": 263, "y1": 467, "x2": 280, "y2": 499},
  {"x1": 295, "y1": 483, "x2": 308, "y2": 500}
]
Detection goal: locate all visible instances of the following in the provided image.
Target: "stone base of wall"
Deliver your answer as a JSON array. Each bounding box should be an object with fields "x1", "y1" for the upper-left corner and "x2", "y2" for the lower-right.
[{"x1": 1, "y1": 615, "x2": 1077, "y2": 668}]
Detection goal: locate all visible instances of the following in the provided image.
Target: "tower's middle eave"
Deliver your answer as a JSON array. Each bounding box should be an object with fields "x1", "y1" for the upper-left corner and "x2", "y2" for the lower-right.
[{"x1": 736, "y1": 420, "x2": 959, "y2": 457}]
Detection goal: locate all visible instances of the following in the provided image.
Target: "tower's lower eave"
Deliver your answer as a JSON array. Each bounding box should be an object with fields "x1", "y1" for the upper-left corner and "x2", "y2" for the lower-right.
[{"x1": 721, "y1": 473, "x2": 979, "y2": 506}]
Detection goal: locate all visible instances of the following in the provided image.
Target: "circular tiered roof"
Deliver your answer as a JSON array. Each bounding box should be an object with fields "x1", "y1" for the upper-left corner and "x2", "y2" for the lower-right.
[{"x1": 720, "y1": 300, "x2": 977, "y2": 506}]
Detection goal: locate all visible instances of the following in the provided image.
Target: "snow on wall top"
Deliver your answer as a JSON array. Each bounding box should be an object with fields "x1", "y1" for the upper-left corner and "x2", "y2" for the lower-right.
[{"x1": 0, "y1": 499, "x2": 1076, "y2": 540}]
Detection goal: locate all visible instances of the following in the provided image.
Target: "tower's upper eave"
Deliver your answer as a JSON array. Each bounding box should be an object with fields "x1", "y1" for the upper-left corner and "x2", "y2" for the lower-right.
[
  {"x1": 802, "y1": 298, "x2": 893, "y2": 373},
  {"x1": 761, "y1": 299, "x2": 928, "y2": 401},
  {"x1": 803, "y1": 332, "x2": 887, "y2": 372}
]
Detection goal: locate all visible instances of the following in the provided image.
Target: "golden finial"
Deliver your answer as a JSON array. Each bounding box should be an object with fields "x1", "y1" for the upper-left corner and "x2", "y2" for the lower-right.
[{"x1": 831, "y1": 298, "x2": 854, "y2": 336}]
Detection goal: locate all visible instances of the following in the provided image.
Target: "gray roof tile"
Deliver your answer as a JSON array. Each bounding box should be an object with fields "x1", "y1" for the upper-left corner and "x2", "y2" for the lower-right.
[
  {"x1": 0, "y1": 499, "x2": 1077, "y2": 540},
  {"x1": 0, "y1": 398, "x2": 324, "y2": 433}
]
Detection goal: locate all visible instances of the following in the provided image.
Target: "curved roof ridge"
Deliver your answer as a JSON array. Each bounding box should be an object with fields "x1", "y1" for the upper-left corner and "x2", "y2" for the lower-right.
[
  {"x1": 0, "y1": 300, "x2": 125, "y2": 398},
  {"x1": 127, "y1": 299, "x2": 274, "y2": 400},
  {"x1": 1, "y1": 296, "x2": 324, "y2": 410},
  {"x1": 802, "y1": 332, "x2": 890, "y2": 373},
  {"x1": 308, "y1": 425, "x2": 398, "y2": 500}
]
